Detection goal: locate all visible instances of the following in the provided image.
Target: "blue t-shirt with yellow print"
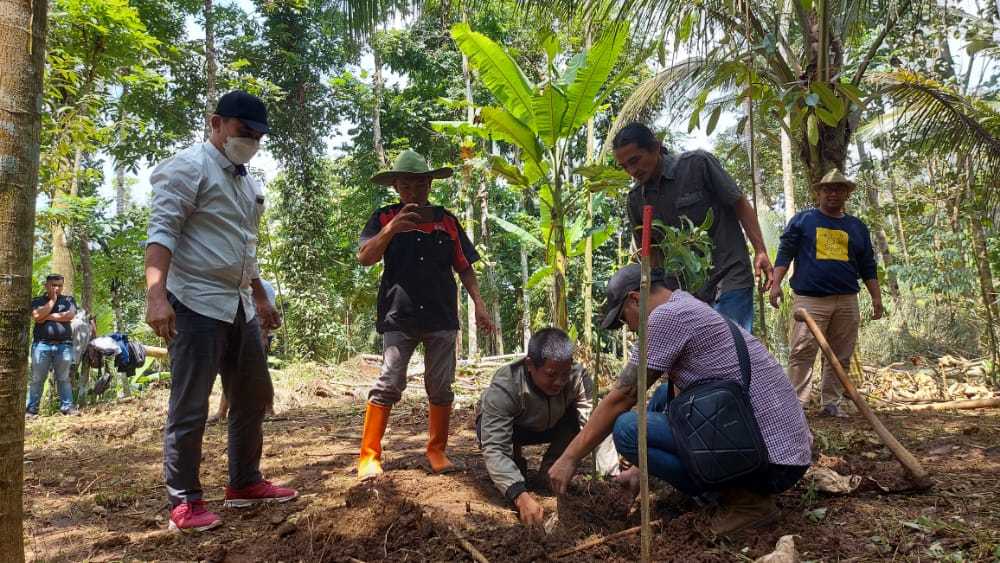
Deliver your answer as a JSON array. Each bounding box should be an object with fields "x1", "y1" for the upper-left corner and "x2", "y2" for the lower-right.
[{"x1": 774, "y1": 208, "x2": 878, "y2": 297}]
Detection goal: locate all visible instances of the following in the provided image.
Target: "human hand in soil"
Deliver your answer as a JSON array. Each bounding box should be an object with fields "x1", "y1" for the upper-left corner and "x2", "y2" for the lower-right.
[
  {"x1": 547, "y1": 455, "x2": 578, "y2": 495},
  {"x1": 388, "y1": 203, "x2": 422, "y2": 234},
  {"x1": 613, "y1": 466, "x2": 641, "y2": 500},
  {"x1": 515, "y1": 492, "x2": 544, "y2": 527}
]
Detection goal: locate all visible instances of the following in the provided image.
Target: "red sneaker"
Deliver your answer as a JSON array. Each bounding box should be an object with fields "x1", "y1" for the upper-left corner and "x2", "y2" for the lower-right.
[
  {"x1": 168, "y1": 500, "x2": 222, "y2": 533},
  {"x1": 223, "y1": 480, "x2": 298, "y2": 508}
]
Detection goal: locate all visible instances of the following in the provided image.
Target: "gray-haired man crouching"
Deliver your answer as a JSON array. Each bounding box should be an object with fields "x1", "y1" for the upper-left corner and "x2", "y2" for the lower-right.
[{"x1": 476, "y1": 328, "x2": 593, "y2": 527}]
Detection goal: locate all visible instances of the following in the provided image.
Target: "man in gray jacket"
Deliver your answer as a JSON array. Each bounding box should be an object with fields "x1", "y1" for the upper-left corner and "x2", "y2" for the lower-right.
[{"x1": 477, "y1": 328, "x2": 592, "y2": 526}]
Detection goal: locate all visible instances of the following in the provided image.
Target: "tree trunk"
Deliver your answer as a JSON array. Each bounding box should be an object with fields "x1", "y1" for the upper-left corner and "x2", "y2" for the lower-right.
[
  {"x1": 116, "y1": 83, "x2": 129, "y2": 214},
  {"x1": 743, "y1": 98, "x2": 768, "y2": 347},
  {"x1": 372, "y1": 34, "x2": 386, "y2": 168},
  {"x1": 883, "y1": 158, "x2": 911, "y2": 267},
  {"x1": 0, "y1": 0, "x2": 47, "y2": 559},
  {"x1": 50, "y1": 222, "x2": 74, "y2": 294},
  {"x1": 459, "y1": 32, "x2": 479, "y2": 359},
  {"x1": 780, "y1": 0, "x2": 796, "y2": 223},
  {"x1": 582, "y1": 30, "x2": 595, "y2": 353},
  {"x1": 114, "y1": 164, "x2": 127, "y2": 214},
  {"x1": 70, "y1": 149, "x2": 93, "y2": 312},
  {"x1": 465, "y1": 182, "x2": 478, "y2": 358},
  {"x1": 203, "y1": 0, "x2": 216, "y2": 140},
  {"x1": 551, "y1": 180, "x2": 569, "y2": 331},
  {"x1": 479, "y1": 180, "x2": 503, "y2": 356},
  {"x1": 855, "y1": 138, "x2": 901, "y2": 305},
  {"x1": 521, "y1": 243, "x2": 530, "y2": 352},
  {"x1": 966, "y1": 161, "x2": 999, "y2": 380}
]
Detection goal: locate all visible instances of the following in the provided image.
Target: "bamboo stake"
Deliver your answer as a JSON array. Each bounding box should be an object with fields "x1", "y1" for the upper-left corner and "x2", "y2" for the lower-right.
[
  {"x1": 637, "y1": 205, "x2": 653, "y2": 563},
  {"x1": 896, "y1": 397, "x2": 1000, "y2": 411},
  {"x1": 794, "y1": 308, "x2": 933, "y2": 489}
]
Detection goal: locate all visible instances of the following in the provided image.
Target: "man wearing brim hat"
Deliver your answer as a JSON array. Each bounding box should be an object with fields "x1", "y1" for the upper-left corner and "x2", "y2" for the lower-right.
[
  {"x1": 356, "y1": 149, "x2": 495, "y2": 480},
  {"x1": 769, "y1": 168, "x2": 883, "y2": 417}
]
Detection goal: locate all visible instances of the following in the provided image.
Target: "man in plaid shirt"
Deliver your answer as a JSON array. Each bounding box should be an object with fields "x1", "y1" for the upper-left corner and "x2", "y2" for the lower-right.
[{"x1": 547, "y1": 265, "x2": 812, "y2": 536}]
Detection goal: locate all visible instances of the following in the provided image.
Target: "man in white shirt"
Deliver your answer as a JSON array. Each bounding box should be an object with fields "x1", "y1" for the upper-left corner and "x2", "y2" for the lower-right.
[{"x1": 145, "y1": 91, "x2": 297, "y2": 534}]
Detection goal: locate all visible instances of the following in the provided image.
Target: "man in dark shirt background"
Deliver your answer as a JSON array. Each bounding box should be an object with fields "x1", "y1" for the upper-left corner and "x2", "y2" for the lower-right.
[
  {"x1": 612, "y1": 123, "x2": 774, "y2": 332},
  {"x1": 27, "y1": 274, "x2": 79, "y2": 416},
  {"x1": 356, "y1": 149, "x2": 494, "y2": 480},
  {"x1": 769, "y1": 170, "x2": 883, "y2": 417}
]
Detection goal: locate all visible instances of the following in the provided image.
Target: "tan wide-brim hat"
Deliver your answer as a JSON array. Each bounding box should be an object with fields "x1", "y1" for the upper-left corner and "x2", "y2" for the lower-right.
[
  {"x1": 812, "y1": 169, "x2": 857, "y2": 191},
  {"x1": 369, "y1": 149, "x2": 453, "y2": 186}
]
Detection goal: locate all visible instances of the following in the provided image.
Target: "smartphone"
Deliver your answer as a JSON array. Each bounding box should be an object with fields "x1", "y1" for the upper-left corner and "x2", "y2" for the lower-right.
[{"x1": 414, "y1": 205, "x2": 441, "y2": 224}]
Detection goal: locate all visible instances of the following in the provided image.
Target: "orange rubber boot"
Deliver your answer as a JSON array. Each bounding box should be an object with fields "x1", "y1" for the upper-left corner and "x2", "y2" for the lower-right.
[
  {"x1": 426, "y1": 403, "x2": 458, "y2": 473},
  {"x1": 358, "y1": 402, "x2": 391, "y2": 480}
]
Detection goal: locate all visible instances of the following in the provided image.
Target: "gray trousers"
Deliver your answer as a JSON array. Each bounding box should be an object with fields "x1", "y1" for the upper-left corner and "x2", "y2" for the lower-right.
[
  {"x1": 369, "y1": 330, "x2": 457, "y2": 407},
  {"x1": 164, "y1": 294, "x2": 273, "y2": 506}
]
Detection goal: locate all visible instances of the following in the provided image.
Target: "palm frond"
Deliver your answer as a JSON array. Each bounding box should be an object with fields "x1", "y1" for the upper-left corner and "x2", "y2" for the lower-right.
[
  {"x1": 331, "y1": 0, "x2": 419, "y2": 37},
  {"x1": 867, "y1": 70, "x2": 1000, "y2": 193},
  {"x1": 599, "y1": 56, "x2": 709, "y2": 157}
]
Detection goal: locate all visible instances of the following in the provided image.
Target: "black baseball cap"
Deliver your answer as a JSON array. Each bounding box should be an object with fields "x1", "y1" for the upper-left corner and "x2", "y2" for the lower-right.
[
  {"x1": 215, "y1": 90, "x2": 270, "y2": 133},
  {"x1": 600, "y1": 265, "x2": 678, "y2": 330}
]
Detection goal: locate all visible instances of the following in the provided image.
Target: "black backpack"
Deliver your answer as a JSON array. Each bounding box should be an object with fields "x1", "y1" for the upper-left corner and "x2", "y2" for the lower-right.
[{"x1": 666, "y1": 319, "x2": 769, "y2": 488}]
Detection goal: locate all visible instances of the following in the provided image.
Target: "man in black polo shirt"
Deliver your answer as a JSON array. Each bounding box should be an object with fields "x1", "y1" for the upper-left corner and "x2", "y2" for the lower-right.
[
  {"x1": 612, "y1": 123, "x2": 773, "y2": 331},
  {"x1": 356, "y1": 149, "x2": 494, "y2": 480},
  {"x1": 27, "y1": 274, "x2": 80, "y2": 416}
]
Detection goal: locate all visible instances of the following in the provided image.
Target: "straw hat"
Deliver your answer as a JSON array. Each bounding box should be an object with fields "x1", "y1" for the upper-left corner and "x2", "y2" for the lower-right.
[{"x1": 369, "y1": 150, "x2": 453, "y2": 186}]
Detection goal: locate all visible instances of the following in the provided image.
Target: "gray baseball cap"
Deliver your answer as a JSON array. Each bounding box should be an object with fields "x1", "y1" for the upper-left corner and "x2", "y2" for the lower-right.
[{"x1": 600, "y1": 265, "x2": 678, "y2": 330}]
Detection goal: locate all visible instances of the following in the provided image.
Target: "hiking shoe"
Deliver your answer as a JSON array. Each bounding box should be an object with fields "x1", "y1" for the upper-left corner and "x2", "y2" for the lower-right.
[
  {"x1": 168, "y1": 500, "x2": 222, "y2": 533},
  {"x1": 60, "y1": 407, "x2": 81, "y2": 416},
  {"x1": 25, "y1": 410, "x2": 38, "y2": 419},
  {"x1": 819, "y1": 404, "x2": 850, "y2": 418},
  {"x1": 223, "y1": 480, "x2": 298, "y2": 508},
  {"x1": 710, "y1": 489, "x2": 779, "y2": 537}
]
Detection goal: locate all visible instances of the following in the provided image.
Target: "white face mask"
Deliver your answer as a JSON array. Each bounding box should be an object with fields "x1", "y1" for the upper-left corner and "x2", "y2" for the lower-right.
[{"x1": 223, "y1": 136, "x2": 260, "y2": 165}]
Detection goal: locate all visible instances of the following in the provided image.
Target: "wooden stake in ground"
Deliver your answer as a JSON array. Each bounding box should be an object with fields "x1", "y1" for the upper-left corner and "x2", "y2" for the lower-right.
[
  {"x1": 793, "y1": 308, "x2": 933, "y2": 489},
  {"x1": 636, "y1": 205, "x2": 654, "y2": 563},
  {"x1": 552, "y1": 519, "x2": 663, "y2": 558},
  {"x1": 897, "y1": 397, "x2": 1000, "y2": 411}
]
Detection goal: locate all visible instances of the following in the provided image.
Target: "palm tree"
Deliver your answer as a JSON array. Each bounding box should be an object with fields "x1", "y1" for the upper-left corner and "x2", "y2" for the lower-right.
[
  {"x1": 861, "y1": 70, "x2": 1000, "y2": 380},
  {"x1": 499, "y1": 0, "x2": 914, "y2": 186},
  {"x1": 0, "y1": 1, "x2": 49, "y2": 560}
]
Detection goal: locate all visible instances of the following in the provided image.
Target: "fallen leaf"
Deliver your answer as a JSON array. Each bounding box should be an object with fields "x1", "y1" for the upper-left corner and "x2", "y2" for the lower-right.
[
  {"x1": 928, "y1": 444, "x2": 951, "y2": 456},
  {"x1": 805, "y1": 507, "x2": 828, "y2": 523},
  {"x1": 805, "y1": 466, "x2": 862, "y2": 494},
  {"x1": 754, "y1": 535, "x2": 800, "y2": 563}
]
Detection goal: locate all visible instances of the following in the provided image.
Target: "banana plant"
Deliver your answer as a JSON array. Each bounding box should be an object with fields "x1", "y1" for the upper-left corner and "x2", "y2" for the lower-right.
[{"x1": 436, "y1": 21, "x2": 634, "y2": 329}]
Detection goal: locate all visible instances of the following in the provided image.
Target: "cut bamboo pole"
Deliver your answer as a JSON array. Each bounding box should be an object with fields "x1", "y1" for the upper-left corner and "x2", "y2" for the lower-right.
[
  {"x1": 896, "y1": 397, "x2": 1000, "y2": 411},
  {"x1": 794, "y1": 308, "x2": 933, "y2": 489},
  {"x1": 552, "y1": 519, "x2": 663, "y2": 558},
  {"x1": 143, "y1": 345, "x2": 168, "y2": 359},
  {"x1": 636, "y1": 205, "x2": 653, "y2": 563}
]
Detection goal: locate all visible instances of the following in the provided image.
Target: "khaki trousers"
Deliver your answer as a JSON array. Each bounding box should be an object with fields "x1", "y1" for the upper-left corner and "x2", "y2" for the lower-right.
[{"x1": 787, "y1": 293, "x2": 860, "y2": 407}]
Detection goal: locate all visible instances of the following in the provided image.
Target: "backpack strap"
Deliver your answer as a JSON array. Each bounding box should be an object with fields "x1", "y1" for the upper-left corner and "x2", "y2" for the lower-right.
[
  {"x1": 725, "y1": 319, "x2": 752, "y2": 388},
  {"x1": 666, "y1": 318, "x2": 753, "y2": 404}
]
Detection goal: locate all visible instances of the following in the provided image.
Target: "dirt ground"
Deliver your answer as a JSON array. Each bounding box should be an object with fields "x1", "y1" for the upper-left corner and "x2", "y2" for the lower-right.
[{"x1": 21, "y1": 361, "x2": 1000, "y2": 562}]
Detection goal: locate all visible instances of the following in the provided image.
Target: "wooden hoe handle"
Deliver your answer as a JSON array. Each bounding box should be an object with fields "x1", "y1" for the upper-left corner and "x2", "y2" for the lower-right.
[{"x1": 793, "y1": 308, "x2": 933, "y2": 490}]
